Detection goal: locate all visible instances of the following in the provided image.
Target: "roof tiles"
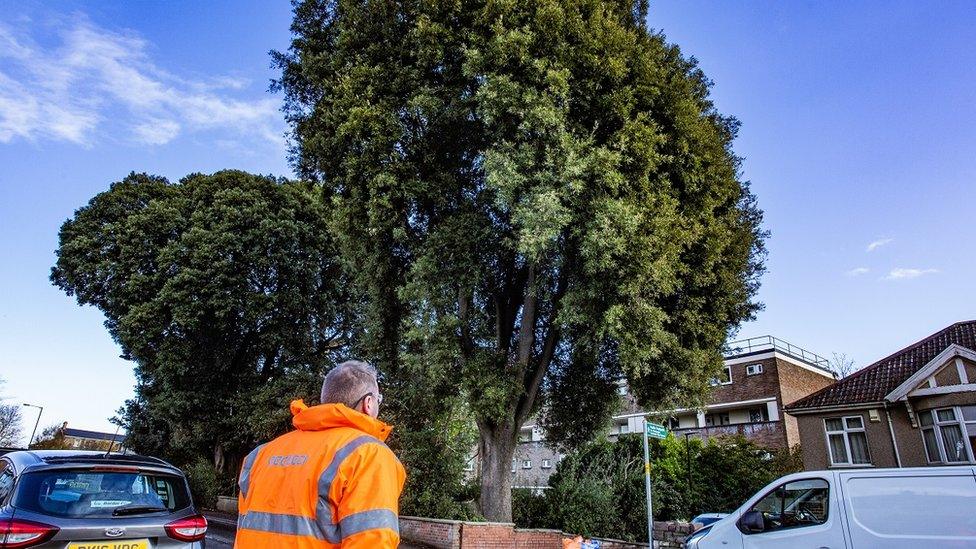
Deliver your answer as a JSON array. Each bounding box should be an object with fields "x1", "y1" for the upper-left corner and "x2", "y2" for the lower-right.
[{"x1": 786, "y1": 320, "x2": 976, "y2": 410}]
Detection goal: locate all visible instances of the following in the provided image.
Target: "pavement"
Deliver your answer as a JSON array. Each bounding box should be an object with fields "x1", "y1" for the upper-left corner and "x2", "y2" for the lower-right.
[{"x1": 205, "y1": 531, "x2": 234, "y2": 548}]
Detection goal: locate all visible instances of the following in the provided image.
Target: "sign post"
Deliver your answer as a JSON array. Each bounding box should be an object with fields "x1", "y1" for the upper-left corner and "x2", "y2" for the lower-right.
[{"x1": 643, "y1": 420, "x2": 668, "y2": 548}]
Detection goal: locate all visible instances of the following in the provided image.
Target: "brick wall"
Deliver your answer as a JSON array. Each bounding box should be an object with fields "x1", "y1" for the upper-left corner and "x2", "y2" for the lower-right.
[
  {"x1": 776, "y1": 357, "x2": 836, "y2": 447},
  {"x1": 400, "y1": 516, "x2": 461, "y2": 548},
  {"x1": 399, "y1": 516, "x2": 694, "y2": 549},
  {"x1": 708, "y1": 356, "x2": 781, "y2": 406}
]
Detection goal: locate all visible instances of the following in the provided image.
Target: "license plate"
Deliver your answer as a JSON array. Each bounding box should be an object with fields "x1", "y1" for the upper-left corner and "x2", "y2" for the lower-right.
[{"x1": 68, "y1": 540, "x2": 149, "y2": 549}]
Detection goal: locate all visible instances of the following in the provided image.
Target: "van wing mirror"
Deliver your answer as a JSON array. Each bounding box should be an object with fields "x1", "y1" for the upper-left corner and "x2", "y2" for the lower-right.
[{"x1": 738, "y1": 510, "x2": 765, "y2": 534}]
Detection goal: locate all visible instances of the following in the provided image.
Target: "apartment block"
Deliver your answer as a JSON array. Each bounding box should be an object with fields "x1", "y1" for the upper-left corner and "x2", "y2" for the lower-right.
[{"x1": 504, "y1": 336, "x2": 837, "y2": 489}]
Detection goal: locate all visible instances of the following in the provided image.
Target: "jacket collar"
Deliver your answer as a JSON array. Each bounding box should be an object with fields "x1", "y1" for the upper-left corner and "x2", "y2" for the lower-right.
[{"x1": 290, "y1": 399, "x2": 393, "y2": 442}]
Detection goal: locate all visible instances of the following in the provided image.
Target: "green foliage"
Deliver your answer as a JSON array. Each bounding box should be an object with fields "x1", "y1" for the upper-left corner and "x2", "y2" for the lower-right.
[
  {"x1": 184, "y1": 458, "x2": 235, "y2": 509},
  {"x1": 275, "y1": 0, "x2": 766, "y2": 520},
  {"x1": 512, "y1": 488, "x2": 551, "y2": 528},
  {"x1": 393, "y1": 393, "x2": 480, "y2": 520},
  {"x1": 29, "y1": 424, "x2": 73, "y2": 450},
  {"x1": 515, "y1": 435, "x2": 804, "y2": 542},
  {"x1": 52, "y1": 171, "x2": 351, "y2": 476}
]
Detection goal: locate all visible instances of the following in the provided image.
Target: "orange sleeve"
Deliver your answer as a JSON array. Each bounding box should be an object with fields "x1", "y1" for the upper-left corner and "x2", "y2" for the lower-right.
[{"x1": 336, "y1": 442, "x2": 406, "y2": 549}]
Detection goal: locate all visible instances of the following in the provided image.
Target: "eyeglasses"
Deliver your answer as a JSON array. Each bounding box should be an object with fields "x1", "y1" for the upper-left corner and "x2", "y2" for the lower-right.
[{"x1": 352, "y1": 391, "x2": 383, "y2": 410}]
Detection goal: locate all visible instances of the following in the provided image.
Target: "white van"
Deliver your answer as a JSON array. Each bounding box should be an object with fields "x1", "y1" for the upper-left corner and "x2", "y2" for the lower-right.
[{"x1": 686, "y1": 466, "x2": 976, "y2": 549}]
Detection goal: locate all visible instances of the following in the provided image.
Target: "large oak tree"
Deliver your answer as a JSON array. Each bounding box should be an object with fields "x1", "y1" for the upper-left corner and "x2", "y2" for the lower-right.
[{"x1": 274, "y1": 0, "x2": 766, "y2": 521}]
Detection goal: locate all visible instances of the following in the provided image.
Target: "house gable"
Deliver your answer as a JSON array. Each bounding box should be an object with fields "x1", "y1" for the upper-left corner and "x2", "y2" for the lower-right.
[{"x1": 887, "y1": 344, "x2": 976, "y2": 401}]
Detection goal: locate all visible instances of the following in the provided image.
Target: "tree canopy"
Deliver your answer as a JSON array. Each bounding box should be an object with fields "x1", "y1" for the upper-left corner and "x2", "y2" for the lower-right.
[
  {"x1": 274, "y1": 0, "x2": 765, "y2": 520},
  {"x1": 52, "y1": 170, "x2": 350, "y2": 472}
]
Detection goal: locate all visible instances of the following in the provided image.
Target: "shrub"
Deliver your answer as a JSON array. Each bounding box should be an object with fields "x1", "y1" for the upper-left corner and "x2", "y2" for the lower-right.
[
  {"x1": 184, "y1": 458, "x2": 234, "y2": 509},
  {"x1": 512, "y1": 435, "x2": 805, "y2": 542},
  {"x1": 512, "y1": 488, "x2": 550, "y2": 528}
]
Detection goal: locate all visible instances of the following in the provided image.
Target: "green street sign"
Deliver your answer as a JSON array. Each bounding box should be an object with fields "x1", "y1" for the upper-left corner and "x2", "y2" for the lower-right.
[{"x1": 645, "y1": 422, "x2": 668, "y2": 439}]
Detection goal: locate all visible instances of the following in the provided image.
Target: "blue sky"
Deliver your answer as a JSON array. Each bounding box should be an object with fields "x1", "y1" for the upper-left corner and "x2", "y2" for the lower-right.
[{"x1": 1, "y1": 1, "x2": 973, "y2": 441}]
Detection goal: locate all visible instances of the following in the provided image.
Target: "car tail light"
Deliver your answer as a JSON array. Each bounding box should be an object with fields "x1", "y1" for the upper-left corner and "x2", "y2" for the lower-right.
[
  {"x1": 165, "y1": 514, "x2": 208, "y2": 542},
  {"x1": 0, "y1": 518, "x2": 59, "y2": 548}
]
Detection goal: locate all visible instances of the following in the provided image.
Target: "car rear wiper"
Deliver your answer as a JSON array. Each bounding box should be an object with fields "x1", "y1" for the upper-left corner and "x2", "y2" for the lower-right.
[{"x1": 112, "y1": 505, "x2": 168, "y2": 516}]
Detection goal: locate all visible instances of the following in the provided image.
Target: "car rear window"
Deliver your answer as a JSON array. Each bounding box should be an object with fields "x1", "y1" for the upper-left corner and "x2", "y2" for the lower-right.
[{"x1": 14, "y1": 469, "x2": 191, "y2": 518}]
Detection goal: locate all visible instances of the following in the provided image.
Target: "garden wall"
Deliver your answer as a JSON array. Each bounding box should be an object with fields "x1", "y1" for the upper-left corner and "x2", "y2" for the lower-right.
[{"x1": 399, "y1": 516, "x2": 694, "y2": 548}]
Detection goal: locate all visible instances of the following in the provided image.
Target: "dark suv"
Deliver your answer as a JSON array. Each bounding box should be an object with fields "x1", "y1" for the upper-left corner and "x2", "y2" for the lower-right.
[{"x1": 0, "y1": 450, "x2": 207, "y2": 548}]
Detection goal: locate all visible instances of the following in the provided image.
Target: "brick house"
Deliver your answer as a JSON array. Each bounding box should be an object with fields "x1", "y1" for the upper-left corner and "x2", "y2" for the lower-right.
[
  {"x1": 58, "y1": 422, "x2": 125, "y2": 451},
  {"x1": 785, "y1": 320, "x2": 976, "y2": 470},
  {"x1": 493, "y1": 336, "x2": 837, "y2": 490}
]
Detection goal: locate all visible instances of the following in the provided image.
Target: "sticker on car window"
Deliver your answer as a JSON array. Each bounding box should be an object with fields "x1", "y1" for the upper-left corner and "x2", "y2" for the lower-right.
[{"x1": 89, "y1": 500, "x2": 132, "y2": 508}]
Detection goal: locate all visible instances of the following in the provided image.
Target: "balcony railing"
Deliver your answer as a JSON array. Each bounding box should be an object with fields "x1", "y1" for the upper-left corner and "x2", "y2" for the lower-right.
[
  {"x1": 671, "y1": 421, "x2": 786, "y2": 444},
  {"x1": 725, "y1": 335, "x2": 831, "y2": 371}
]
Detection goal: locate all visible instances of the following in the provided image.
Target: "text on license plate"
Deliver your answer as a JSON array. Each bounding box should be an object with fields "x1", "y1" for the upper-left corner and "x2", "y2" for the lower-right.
[{"x1": 68, "y1": 540, "x2": 149, "y2": 549}]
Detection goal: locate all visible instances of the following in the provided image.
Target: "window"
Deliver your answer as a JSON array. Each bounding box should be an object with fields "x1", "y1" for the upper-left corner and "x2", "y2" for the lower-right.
[
  {"x1": 746, "y1": 478, "x2": 829, "y2": 533},
  {"x1": 542, "y1": 459, "x2": 552, "y2": 469},
  {"x1": 746, "y1": 364, "x2": 764, "y2": 376},
  {"x1": 522, "y1": 460, "x2": 531, "y2": 469},
  {"x1": 619, "y1": 423, "x2": 629, "y2": 434},
  {"x1": 511, "y1": 459, "x2": 516, "y2": 473},
  {"x1": 710, "y1": 366, "x2": 733, "y2": 386},
  {"x1": 706, "y1": 412, "x2": 730, "y2": 427},
  {"x1": 824, "y1": 416, "x2": 870, "y2": 465},
  {"x1": 920, "y1": 406, "x2": 976, "y2": 463},
  {"x1": 749, "y1": 406, "x2": 770, "y2": 423},
  {"x1": 0, "y1": 464, "x2": 13, "y2": 504},
  {"x1": 666, "y1": 417, "x2": 680, "y2": 430},
  {"x1": 13, "y1": 470, "x2": 190, "y2": 518}
]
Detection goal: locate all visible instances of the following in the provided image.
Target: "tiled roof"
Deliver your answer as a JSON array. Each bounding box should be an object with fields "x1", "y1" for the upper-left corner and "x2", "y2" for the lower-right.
[{"x1": 786, "y1": 320, "x2": 976, "y2": 410}]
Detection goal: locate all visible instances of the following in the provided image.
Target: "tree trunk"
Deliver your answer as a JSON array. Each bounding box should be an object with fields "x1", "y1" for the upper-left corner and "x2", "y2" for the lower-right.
[
  {"x1": 478, "y1": 424, "x2": 516, "y2": 522},
  {"x1": 213, "y1": 443, "x2": 226, "y2": 473}
]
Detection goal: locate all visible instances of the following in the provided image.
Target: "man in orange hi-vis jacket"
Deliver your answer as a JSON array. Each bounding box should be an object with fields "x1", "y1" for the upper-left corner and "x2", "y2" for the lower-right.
[{"x1": 236, "y1": 360, "x2": 406, "y2": 548}]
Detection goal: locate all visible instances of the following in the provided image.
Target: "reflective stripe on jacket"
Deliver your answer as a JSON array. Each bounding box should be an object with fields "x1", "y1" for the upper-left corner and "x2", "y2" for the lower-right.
[{"x1": 236, "y1": 399, "x2": 406, "y2": 548}]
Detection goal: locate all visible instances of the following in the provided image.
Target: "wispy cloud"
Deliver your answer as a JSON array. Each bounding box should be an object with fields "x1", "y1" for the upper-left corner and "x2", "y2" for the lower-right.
[
  {"x1": 885, "y1": 268, "x2": 939, "y2": 280},
  {"x1": 846, "y1": 267, "x2": 870, "y2": 277},
  {"x1": 0, "y1": 16, "x2": 283, "y2": 148},
  {"x1": 866, "y1": 238, "x2": 893, "y2": 252}
]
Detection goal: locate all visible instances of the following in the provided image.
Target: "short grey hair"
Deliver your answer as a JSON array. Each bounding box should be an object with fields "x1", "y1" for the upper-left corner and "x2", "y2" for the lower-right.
[{"x1": 321, "y1": 360, "x2": 379, "y2": 408}]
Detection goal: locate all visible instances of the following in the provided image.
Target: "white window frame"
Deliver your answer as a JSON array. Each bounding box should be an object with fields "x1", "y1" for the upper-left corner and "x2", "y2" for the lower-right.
[
  {"x1": 823, "y1": 415, "x2": 871, "y2": 466},
  {"x1": 511, "y1": 458, "x2": 516, "y2": 473},
  {"x1": 746, "y1": 363, "x2": 763, "y2": 376},
  {"x1": 709, "y1": 365, "x2": 733, "y2": 386},
  {"x1": 522, "y1": 460, "x2": 531, "y2": 469},
  {"x1": 541, "y1": 459, "x2": 552, "y2": 469},
  {"x1": 919, "y1": 406, "x2": 976, "y2": 464}
]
